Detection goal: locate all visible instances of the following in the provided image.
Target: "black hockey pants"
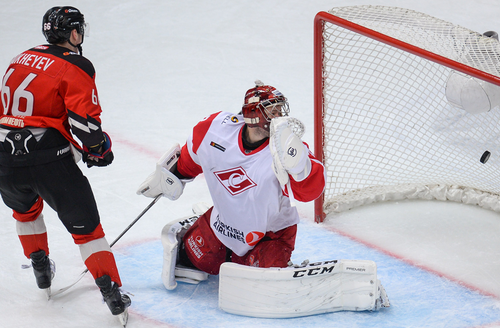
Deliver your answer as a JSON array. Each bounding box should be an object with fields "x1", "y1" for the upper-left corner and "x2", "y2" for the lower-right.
[{"x1": 0, "y1": 128, "x2": 100, "y2": 235}]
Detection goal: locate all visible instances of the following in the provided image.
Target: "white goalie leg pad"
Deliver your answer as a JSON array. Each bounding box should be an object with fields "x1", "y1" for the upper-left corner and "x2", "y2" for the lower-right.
[
  {"x1": 161, "y1": 212, "x2": 208, "y2": 290},
  {"x1": 161, "y1": 221, "x2": 179, "y2": 290},
  {"x1": 219, "y1": 259, "x2": 390, "y2": 318}
]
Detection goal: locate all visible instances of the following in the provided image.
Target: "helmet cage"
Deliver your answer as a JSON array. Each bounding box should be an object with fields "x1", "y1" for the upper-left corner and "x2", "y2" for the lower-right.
[
  {"x1": 259, "y1": 99, "x2": 290, "y2": 122},
  {"x1": 242, "y1": 83, "x2": 289, "y2": 130}
]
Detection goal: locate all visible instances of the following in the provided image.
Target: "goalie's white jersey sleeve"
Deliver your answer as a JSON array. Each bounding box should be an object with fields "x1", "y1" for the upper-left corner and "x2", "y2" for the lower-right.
[{"x1": 177, "y1": 111, "x2": 325, "y2": 256}]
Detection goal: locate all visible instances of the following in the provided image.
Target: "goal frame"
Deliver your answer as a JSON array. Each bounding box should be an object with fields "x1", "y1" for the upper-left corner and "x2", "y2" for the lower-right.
[{"x1": 313, "y1": 10, "x2": 500, "y2": 223}]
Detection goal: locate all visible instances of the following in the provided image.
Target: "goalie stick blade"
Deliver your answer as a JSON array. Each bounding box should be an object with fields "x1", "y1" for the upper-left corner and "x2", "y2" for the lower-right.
[{"x1": 219, "y1": 259, "x2": 388, "y2": 318}]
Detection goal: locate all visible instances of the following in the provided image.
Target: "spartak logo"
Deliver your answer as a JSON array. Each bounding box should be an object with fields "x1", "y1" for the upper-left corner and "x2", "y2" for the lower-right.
[
  {"x1": 245, "y1": 231, "x2": 265, "y2": 246},
  {"x1": 214, "y1": 167, "x2": 256, "y2": 195}
]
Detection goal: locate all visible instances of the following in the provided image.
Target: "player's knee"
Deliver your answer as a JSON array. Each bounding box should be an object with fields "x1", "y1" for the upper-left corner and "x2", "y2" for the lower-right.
[
  {"x1": 13, "y1": 197, "x2": 44, "y2": 222},
  {"x1": 71, "y1": 223, "x2": 105, "y2": 244}
]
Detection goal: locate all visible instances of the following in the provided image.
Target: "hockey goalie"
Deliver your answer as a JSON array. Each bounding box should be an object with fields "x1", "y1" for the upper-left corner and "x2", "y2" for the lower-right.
[{"x1": 137, "y1": 80, "x2": 390, "y2": 318}]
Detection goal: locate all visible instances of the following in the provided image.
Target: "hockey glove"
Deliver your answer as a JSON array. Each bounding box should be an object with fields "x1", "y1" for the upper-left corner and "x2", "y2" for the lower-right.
[
  {"x1": 136, "y1": 144, "x2": 190, "y2": 200},
  {"x1": 270, "y1": 117, "x2": 311, "y2": 184},
  {"x1": 83, "y1": 132, "x2": 114, "y2": 168}
]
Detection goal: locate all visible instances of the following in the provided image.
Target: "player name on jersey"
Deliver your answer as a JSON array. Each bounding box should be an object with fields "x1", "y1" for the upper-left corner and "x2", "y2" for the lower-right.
[
  {"x1": 11, "y1": 52, "x2": 55, "y2": 71},
  {"x1": 0, "y1": 117, "x2": 25, "y2": 128}
]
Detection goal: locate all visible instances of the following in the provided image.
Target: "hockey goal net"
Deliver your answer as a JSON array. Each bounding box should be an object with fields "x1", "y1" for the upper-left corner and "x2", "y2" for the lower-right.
[{"x1": 314, "y1": 6, "x2": 500, "y2": 222}]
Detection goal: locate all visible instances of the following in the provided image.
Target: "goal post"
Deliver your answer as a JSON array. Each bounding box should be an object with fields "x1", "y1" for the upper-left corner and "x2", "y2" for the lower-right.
[{"x1": 314, "y1": 6, "x2": 500, "y2": 222}]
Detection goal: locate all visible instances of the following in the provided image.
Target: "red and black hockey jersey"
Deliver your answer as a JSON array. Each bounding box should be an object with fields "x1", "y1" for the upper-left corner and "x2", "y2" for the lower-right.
[{"x1": 0, "y1": 44, "x2": 105, "y2": 149}]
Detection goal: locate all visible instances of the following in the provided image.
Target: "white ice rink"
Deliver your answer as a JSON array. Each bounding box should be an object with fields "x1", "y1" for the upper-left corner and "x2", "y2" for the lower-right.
[{"x1": 1, "y1": 0, "x2": 500, "y2": 327}]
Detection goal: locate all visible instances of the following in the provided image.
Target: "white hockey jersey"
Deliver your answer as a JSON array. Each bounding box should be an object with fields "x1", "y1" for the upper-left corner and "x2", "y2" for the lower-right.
[{"x1": 177, "y1": 111, "x2": 325, "y2": 256}]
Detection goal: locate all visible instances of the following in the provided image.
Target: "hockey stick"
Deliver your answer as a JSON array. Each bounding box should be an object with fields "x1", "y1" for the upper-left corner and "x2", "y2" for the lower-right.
[
  {"x1": 49, "y1": 194, "x2": 162, "y2": 298},
  {"x1": 109, "y1": 194, "x2": 162, "y2": 248}
]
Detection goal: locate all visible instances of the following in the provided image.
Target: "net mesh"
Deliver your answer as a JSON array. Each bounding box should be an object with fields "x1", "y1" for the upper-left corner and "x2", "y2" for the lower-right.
[{"x1": 319, "y1": 6, "x2": 500, "y2": 214}]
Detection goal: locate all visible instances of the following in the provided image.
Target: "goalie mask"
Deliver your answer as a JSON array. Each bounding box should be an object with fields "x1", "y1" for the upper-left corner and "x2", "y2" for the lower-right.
[
  {"x1": 242, "y1": 80, "x2": 290, "y2": 131},
  {"x1": 42, "y1": 6, "x2": 87, "y2": 48}
]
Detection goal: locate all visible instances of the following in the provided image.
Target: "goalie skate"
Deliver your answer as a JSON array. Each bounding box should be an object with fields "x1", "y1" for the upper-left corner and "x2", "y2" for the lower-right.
[
  {"x1": 161, "y1": 212, "x2": 208, "y2": 290},
  {"x1": 219, "y1": 259, "x2": 390, "y2": 318}
]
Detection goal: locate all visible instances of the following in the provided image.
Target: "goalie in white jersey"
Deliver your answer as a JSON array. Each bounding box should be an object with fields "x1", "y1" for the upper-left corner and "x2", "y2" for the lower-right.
[{"x1": 138, "y1": 80, "x2": 325, "y2": 288}]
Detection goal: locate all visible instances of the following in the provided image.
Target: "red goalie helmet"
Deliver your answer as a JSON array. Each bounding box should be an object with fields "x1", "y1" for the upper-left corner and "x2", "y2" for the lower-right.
[{"x1": 242, "y1": 80, "x2": 289, "y2": 131}]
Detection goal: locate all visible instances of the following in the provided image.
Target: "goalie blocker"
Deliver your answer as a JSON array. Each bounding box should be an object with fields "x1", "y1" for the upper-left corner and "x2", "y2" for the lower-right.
[
  {"x1": 219, "y1": 259, "x2": 390, "y2": 318},
  {"x1": 136, "y1": 143, "x2": 191, "y2": 200}
]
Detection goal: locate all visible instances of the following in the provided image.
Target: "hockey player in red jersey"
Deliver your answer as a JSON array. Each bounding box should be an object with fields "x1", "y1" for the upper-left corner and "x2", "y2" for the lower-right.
[
  {"x1": 0, "y1": 6, "x2": 130, "y2": 319},
  {"x1": 138, "y1": 80, "x2": 326, "y2": 289}
]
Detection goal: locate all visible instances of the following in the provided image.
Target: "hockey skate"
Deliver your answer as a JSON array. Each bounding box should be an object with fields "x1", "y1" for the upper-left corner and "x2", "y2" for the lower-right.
[
  {"x1": 95, "y1": 275, "x2": 131, "y2": 327},
  {"x1": 29, "y1": 250, "x2": 55, "y2": 299},
  {"x1": 161, "y1": 214, "x2": 208, "y2": 290}
]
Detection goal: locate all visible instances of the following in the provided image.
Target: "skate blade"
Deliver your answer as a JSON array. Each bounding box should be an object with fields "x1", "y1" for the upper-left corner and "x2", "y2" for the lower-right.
[
  {"x1": 44, "y1": 287, "x2": 52, "y2": 300},
  {"x1": 117, "y1": 308, "x2": 129, "y2": 327}
]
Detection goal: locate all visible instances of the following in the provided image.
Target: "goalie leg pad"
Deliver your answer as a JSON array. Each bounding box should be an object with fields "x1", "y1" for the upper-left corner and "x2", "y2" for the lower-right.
[
  {"x1": 161, "y1": 221, "x2": 179, "y2": 290},
  {"x1": 161, "y1": 213, "x2": 208, "y2": 290},
  {"x1": 219, "y1": 259, "x2": 390, "y2": 318}
]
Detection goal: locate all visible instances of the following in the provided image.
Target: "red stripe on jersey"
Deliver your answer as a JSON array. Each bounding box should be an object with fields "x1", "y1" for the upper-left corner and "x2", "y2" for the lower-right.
[
  {"x1": 177, "y1": 143, "x2": 202, "y2": 178},
  {"x1": 288, "y1": 157, "x2": 325, "y2": 202},
  {"x1": 176, "y1": 112, "x2": 220, "y2": 178},
  {"x1": 192, "y1": 112, "x2": 220, "y2": 154}
]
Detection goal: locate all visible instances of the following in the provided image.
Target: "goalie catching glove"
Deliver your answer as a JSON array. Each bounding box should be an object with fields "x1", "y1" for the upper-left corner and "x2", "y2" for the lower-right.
[
  {"x1": 136, "y1": 144, "x2": 189, "y2": 200},
  {"x1": 269, "y1": 117, "x2": 311, "y2": 185}
]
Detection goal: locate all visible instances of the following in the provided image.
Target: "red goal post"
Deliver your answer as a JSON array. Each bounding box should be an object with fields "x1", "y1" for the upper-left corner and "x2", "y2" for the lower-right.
[{"x1": 314, "y1": 6, "x2": 500, "y2": 222}]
